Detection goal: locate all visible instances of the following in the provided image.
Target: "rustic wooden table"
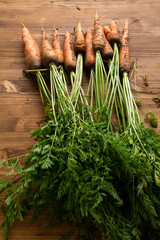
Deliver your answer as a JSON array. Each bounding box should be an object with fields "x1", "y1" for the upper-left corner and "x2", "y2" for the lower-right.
[{"x1": 0, "y1": 0, "x2": 160, "y2": 239}]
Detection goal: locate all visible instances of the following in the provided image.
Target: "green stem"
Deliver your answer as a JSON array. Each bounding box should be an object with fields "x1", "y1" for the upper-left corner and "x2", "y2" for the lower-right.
[
  {"x1": 71, "y1": 54, "x2": 83, "y2": 109},
  {"x1": 132, "y1": 124, "x2": 150, "y2": 159},
  {"x1": 50, "y1": 69, "x2": 57, "y2": 124},
  {"x1": 115, "y1": 97, "x2": 122, "y2": 133},
  {"x1": 95, "y1": 51, "x2": 101, "y2": 109},
  {"x1": 37, "y1": 71, "x2": 51, "y2": 101},
  {"x1": 80, "y1": 87, "x2": 93, "y2": 122},
  {"x1": 37, "y1": 73, "x2": 45, "y2": 105},
  {"x1": 26, "y1": 68, "x2": 49, "y2": 72}
]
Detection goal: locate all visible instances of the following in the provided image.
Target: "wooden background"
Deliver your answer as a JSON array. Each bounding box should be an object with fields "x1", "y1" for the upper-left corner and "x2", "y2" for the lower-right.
[{"x1": 0, "y1": 0, "x2": 160, "y2": 239}]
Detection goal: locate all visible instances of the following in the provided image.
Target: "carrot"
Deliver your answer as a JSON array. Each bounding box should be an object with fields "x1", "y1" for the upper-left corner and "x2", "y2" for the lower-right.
[
  {"x1": 92, "y1": 10, "x2": 105, "y2": 52},
  {"x1": 110, "y1": 20, "x2": 120, "y2": 35},
  {"x1": 52, "y1": 27, "x2": 64, "y2": 65},
  {"x1": 103, "y1": 20, "x2": 120, "y2": 43},
  {"x1": 103, "y1": 25, "x2": 111, "y2": 37},
  {"x1": 85, "y1": 27, "x2": 95, "y2": 68},
  {"x1": 119, "y1": 19, "x2": 130, "y2": 72},
  {"x1": 18, "y1": 18, "x2": 42, "y2": 70},
  {"x1": 64, "y1": 31, "x2": 77, "y2": 71},
  {"x1": 41, "y1": 27, "x2": 57, "y2": 68},
  {"x1": 102, "y1": 34, "x2": 113, "y2": 60},
  {"x1": 75, "y1": 20, "x2": 86, "y2": 53}
]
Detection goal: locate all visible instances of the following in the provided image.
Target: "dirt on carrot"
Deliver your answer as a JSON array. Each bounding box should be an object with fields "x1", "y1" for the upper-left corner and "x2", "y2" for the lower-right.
[
  {"x1": 92, "y1": 11, "x2": 105, "y2": 52},
  {"x1": 75, "y1": 20, "x2": 86, "y2": 53},
  {"x1": 102, "y1": 34, "x2": 113, "y2": 60},
  {"x1": 85, "y1": 27, "x2": 96, "y2": 69},
  {"x1": 19, "y1": 19, "x2": 42, "y2": 70},
  {"x1": 41, "y1": 27, "x2": 58, "y2": 67},
  {"x1": 64, "y1": 31, "x2": 77, "y2": 71},
  {"x1": 119, "y1": 19, "x2": 130, "y2": 72},
  {"x1": 53, "y1": 27, "x2": 64, "y2": 65},
  {"x1": 103, "y1": 20, "x2": 120, "y2": 44}
]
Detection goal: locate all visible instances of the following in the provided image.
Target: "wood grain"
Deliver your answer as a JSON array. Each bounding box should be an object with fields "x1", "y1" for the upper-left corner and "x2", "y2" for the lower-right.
[{"x1": 0, "y1": 0, "x2": 160, "y2": 239}]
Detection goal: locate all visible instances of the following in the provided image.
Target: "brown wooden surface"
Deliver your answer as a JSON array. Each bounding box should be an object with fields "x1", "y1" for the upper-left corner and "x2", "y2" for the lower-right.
[{"x1": 0, "y1": 0, "x2": 160, "y2": 239}]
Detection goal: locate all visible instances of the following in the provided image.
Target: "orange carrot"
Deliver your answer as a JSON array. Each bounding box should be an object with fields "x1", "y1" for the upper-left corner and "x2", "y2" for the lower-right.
[
  {"x1": 119, "y1": 19, "x2": 130, "y2": 72},
  {"x1": 64, "y1": 31, "x2": 77, "y2": 71},
  {"x1": 92, "y1": 10, "x2": 105, "y2": 52},
  {"x1": 75, "y1": 20, "x2": 86, "y2": 53},
  {"x1": 110, "y1": 20, "x2": 119, "y2": 34},
  {"x1": 18, "y1": 19, "x2": 42, "y2": 70},
  {"x1": 103, "y1": 20, "x2": 120, "y2": 43},
  {"x1": 102, "y1": 34, "x2": 113, "y2": 60},
  {"x1": 52, "y1": 27, "x2": 64, "y2": 65},
  {"x1": 41, "y1": 27, "x2": 57, "y2": 68},
  {"x1": 103, "y1": 25, "x2": 111, "y2": 37},
  {"x1": 85, "y1": 27, "x2": 95, "y2": 68}
]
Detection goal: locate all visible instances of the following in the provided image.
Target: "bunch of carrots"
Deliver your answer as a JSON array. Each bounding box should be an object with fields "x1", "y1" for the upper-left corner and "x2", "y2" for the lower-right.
[{"x1": 0, "y1": 12, "x2": 160, "y2": 240}]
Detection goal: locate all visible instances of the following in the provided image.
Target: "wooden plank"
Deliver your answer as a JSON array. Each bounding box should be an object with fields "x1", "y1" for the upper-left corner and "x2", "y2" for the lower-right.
[{"x1": 0, "y1": 212, "x2": 79, "y2": 240}]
